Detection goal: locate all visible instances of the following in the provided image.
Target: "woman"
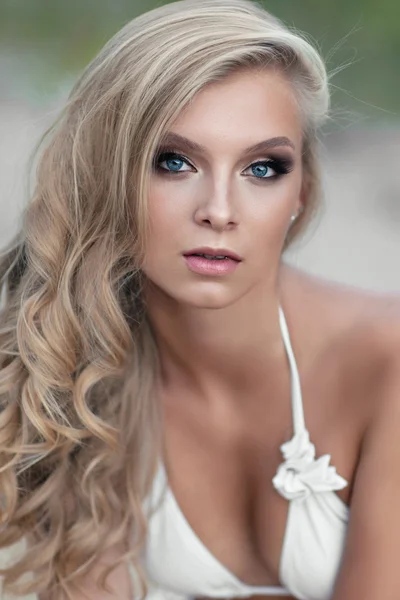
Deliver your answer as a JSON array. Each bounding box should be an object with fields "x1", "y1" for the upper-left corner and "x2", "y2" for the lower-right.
[{"x1": 0, "y1": 0, "x2": 399, "y2": 599}]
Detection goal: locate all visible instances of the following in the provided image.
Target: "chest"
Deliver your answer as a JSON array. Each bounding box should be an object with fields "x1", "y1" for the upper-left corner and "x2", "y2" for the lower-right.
[{"x1": 159, "y1": 366, "x2": 364, "y2": 589}]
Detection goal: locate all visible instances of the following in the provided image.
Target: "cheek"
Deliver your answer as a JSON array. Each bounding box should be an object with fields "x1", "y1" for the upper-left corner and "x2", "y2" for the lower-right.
[
  {"x1": 147, "y1": 180, "x2": 189, "y2": 234},
  {"x1": 142, "y1": 182, "x2": 187, "y2": 280},
  {"x1": 244, "y1": 177, "x2": 301, "y2": 227},
  {"x1": 243, "y1": 177, "x2": 303, "y2": 260}
]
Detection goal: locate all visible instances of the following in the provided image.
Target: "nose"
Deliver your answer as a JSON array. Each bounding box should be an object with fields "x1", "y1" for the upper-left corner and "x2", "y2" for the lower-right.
[{"x1": 193, "y1": 180, "x2": 238, "y2": 232}]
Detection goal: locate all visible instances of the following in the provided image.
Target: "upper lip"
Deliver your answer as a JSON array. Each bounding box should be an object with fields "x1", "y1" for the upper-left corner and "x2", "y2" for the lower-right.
[{"x1": 183, "y1": 246, "x2": 242, "y2": 261}]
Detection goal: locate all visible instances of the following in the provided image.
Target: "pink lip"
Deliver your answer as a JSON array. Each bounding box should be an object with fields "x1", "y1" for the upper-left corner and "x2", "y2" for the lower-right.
[
  {"x1": 183, "y1": 247, "x2": 242, "y2": 262},
  {"x1": 183, "y1": 254, "x2": 240, "y2": 276}
]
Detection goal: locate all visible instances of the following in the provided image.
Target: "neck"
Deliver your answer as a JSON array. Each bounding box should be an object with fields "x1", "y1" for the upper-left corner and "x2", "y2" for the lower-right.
[{"x1": 144, "y1": 263, "x2": 294, "y2": 402}]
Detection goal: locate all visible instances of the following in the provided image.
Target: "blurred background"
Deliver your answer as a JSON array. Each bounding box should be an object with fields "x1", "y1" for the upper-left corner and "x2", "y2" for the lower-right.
[
  {"x1": 0, "y1": 0, "x2": 399, "y2": 291},
  {"x1": 0, "y1": 2, "x2": 398, "y2": 597}
]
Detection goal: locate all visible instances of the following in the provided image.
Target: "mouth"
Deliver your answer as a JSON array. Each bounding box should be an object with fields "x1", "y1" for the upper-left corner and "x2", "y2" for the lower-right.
[
  {"x1": 183, "y1": 247, "x2": 242, "y2": 262},
  {"x1": 182, "y1": 247, "x2": 242, "y2": 276}
]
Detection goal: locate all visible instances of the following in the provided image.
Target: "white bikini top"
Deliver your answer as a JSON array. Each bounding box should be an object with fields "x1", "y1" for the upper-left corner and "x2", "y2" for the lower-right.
[{"x1": 130, "y1": 305, "x2": 350, "y2": 600}]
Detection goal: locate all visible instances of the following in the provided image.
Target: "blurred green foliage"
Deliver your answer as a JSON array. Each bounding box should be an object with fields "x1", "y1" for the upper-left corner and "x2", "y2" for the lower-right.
[{"x1": 1, "y1": 0, "x2": 399, "y2": 121}]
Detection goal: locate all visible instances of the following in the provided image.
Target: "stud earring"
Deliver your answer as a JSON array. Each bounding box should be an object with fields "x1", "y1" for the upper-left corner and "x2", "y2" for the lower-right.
[{"x1": 290, "y1": 205, "x2": 304, "y2": 224}]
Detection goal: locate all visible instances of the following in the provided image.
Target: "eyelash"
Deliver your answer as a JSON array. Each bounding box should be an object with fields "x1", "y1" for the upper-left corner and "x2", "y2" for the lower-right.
[{"x1": 153, "y1": 148, "x2": 294, "y2": 181}]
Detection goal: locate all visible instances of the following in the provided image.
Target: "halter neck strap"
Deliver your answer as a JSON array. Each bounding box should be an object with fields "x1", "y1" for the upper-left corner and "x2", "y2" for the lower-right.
[{"x1": 278, "y1": 304, "x2": 306, "y2": 435}]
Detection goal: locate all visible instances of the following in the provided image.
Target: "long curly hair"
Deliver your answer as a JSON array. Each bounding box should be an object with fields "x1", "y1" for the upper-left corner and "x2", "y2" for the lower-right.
[{"x1": 0, "y1": 0, "x2": 330, "y2": 597}]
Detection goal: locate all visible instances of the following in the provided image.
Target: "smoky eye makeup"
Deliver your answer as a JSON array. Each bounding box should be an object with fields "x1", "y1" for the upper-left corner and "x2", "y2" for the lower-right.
[
  {"x1": 152, "y1": 146, "x2": 295, "y2": 180},
  {"x1": 248, "y1": 156, "x2": 295, "y2": 176}
]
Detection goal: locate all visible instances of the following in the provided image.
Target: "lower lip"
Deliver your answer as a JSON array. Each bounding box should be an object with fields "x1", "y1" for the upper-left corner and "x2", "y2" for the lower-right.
[{"x1": 184, "y1": 255, "x2": 240, "y2": 275}]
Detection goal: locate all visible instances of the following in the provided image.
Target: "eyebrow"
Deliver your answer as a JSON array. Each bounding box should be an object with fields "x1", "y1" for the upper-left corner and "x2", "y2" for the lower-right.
[{"x1": 158, "y1": 132, "x2": 296, "y2": 155}]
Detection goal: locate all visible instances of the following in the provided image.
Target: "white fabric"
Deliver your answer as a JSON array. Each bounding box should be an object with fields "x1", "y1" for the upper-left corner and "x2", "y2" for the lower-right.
[{"x1": 135, "y1": 305, "x2": 349, "y2": 599}]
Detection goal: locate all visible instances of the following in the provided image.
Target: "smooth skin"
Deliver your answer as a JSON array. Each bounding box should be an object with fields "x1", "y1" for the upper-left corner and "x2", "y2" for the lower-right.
[{"x1": 60, "y1": 68, "x2": 400, "y2": 599}]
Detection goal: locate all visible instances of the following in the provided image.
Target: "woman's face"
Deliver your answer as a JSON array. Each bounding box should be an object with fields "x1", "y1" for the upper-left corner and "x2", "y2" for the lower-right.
[{"x1": 142, "y1": 68, "x2": 306, "y2": 309}]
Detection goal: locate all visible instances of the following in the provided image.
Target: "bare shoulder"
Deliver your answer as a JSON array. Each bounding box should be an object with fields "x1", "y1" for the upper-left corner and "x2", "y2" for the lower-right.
[{"x1": 281, "y1": 262, "x2": 400, "y2": 385}]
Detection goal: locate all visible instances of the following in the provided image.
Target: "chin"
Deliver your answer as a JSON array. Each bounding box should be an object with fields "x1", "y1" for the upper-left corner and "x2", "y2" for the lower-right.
[{"x1": 169, "y1": 281, "x2": 248, "y2": 310}]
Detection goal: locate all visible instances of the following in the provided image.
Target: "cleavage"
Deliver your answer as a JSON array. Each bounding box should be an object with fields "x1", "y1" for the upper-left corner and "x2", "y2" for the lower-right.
[{"x1": 163, "y1": 424, "x2": 292, "y2": 587}]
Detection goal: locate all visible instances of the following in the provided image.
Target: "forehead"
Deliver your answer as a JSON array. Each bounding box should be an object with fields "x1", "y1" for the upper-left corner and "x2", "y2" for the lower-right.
[{"x1": 170, "y1": 68, "x2": 303, "y2": 153}]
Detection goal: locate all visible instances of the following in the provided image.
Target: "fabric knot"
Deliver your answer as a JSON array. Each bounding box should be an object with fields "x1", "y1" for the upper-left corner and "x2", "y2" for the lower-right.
[{"x1": 272, "y1": 430, "x2": 348, "y2": 501}]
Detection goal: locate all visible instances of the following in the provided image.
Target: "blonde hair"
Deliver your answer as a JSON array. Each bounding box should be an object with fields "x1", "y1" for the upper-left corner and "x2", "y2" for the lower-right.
[{"x1": 0, "y1": 0, "x2": 330, "y2": 597}]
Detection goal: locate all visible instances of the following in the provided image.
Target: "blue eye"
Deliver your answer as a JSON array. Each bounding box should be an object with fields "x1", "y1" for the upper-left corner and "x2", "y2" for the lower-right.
[
  {"x1": 155, "y1": 152, "x2": 192, "y2": 173},
  {"x1": 250, "y1": 162, "x2": 276, "y2": 178}
]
